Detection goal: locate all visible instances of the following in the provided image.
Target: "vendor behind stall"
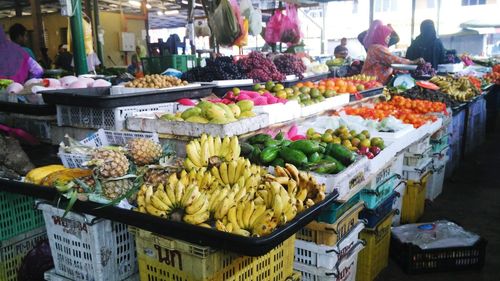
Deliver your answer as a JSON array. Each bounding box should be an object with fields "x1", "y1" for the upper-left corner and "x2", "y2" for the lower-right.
[
  {"x1": 334, "y1": 38, "x2": 349, "y2": 59},
  {"x1": 358, "y1": 20, "x2": 399, "y2": 51},
  {"x1": 361, "y1": 24, "x2": 423, "y2": 84},
  {"x1": 0, "y1": 26, "x2": 43, "y2": 83},
  {"x1": 406, "y1": 20, "x2": 445, "y2": 69}
]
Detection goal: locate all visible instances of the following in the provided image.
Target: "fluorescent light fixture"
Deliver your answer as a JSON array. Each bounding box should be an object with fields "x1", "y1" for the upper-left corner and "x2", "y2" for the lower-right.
[
  {"x1": 146, "y1": 4, "x2": 152, "y2": 9},
  {"x1": 156, "y1": 10, "x2": 163, "y2": 15},
  {"x1": 181, "y1": 0, "x2": 188, "y2": 4},
  {"x1": 128, "y1": 0, "x2": 141, "y2": 7},
  {"x1": 164, "y1": 10, "x2": 179, "y2": 16}
]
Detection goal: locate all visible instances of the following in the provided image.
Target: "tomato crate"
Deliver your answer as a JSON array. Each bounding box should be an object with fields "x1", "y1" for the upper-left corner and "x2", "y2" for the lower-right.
[
  {"x1": 390, "y1": 235, "x2": 486, "y2": 274},
  {"x1": 294, "y1": 222, "x2": 364, "y2": 269},
  {"x1": 294, "y1": 242, "x2": 364, "y2": 281},
  {"x1": 359, "y1": 174, "x2": 401, "y2": 209},
  {"x1": 356, "y1": 212, "x2": 394, "y2": 281},
  {"x1": 360, "y1": 192, "x2": 398, "y2": 228},
  {"x1": 401, "y1": 172, "x2": 431, "y2": 224},
  {"x1": 58, "y1": 129, "x2": 159, "y2": 168},
  {"x1": 297, "y1": 202, "x2": 364, "y2": 246},
  {"x1": 37, "y1": 202, "x2": 138, "y2": 281},
  {"x1": 316, "y1": 192, "x2": 361, "y2": 224},
  {"x1": 0, "y1": 191, "x2": 45, "y2": 241},
  {"x1": 131, "y1": 227, "x2": 295, "y2": 281},
  {"x1": 0, "y1": 227, "x2": 47, "y2": 281}
]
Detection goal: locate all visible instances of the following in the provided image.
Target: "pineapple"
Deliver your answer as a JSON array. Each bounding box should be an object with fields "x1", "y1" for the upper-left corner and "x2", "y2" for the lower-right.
[
  {"x1": 90, "y1": 148, "x2": 129, "y2": 178},
  {"x1": 102, "y1": 178, "x2": 134, "y2": 200},
  {"x1": 128, "y1": 138, "x2": 162, "y2": 166},
  {"x1": 144, "y1": 168, "x2": 169, "y2": 186}
]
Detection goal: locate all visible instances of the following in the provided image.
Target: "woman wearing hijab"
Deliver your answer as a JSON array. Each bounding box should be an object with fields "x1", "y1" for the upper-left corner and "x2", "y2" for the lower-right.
[
  {"x1": 358, "y1": 20, "x2": 400, "y2": 50},
  {"x1": 0, "y1": 26, "x2": 43, "y2": 83},
  {"x1": 362, "y1": 24, "x2": 423, "y2": 84},
  {"x1": 406, "y1": 20, "x2": 445, "y2": 69}
]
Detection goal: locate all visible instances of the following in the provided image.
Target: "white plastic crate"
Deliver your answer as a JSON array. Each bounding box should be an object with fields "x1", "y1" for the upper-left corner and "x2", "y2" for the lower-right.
[
  {"x1": 427, "y1": 164, "x2": 445, "y2": 201},
  {"x1": 294, "y1": 222, "x2": 364, "y2": 269},
  {"x1": 294, "y1": 241, "x2": 364, "y2": 281},
  {"x1": 403, "y1": 148, "x2": 432, "y2": 167},
  {"x1": 58, "y1": 129, "x2": 159, "y2": 168},
  {"x1": 253, "y1": 100, "x2": 301, "y2": 125},
  {"x1": 432, "y1": 146, "x2": 449, "y2": 169},
  {"x1": 44, "y1": 269, "x2": 139, "y2": 281},
  {"x1": 312, "y1": 157, "x2": 368, "y2": 199},
  {"x1": 406, "y1": 136, "x2": 431, "y2": 154},
  {"x1": 402, "y1": 157, "x2": 433, "y2": 181},
  {"x1": 393, "y1": 151, "x2": 404, "y2": 177},
  {"x1": 365, "y1": 157, "x2": 397, "y2": 191},
  {"x1": 56, "y1": 102, "x2": 177, "y2": 130},
  {"x1": 392, "y1": 181, "x2": 406, "y2": 226},
  {"x1": 37, "y1": 202, "x2": 138, "y2": 281}
]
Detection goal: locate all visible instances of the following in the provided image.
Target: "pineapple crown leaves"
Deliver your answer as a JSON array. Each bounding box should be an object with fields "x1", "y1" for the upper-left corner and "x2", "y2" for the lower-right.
[{"x1": 96, "y1": 174, "x2": 143, "y2": 209}]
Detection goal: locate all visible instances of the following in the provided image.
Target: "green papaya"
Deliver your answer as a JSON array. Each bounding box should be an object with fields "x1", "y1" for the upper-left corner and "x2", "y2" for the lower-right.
[
  {"x1": 326, "y1": 143, "x2": 355, "y2": 166},
  {"x1": 250, "y1": 146, "x2": 262, "y2": 164},
  {"x1": 264, "y1": 139, "x2": 282, "y2": 148},
  {"x1": 308, "y1": 152, "x2": 322, "y2": 164},
  {"x1": 260, "y1": 147, "x2": 280, "y2": 164},
  {"x1": 248, "y1": 133, "x2": 273, "y2": 145},
  {"x1": 240, "y1": 143, "x2": 254, "y2": 156},
  {"x1": 288, "y1": 140, "x2": 325, "y2": 155},
  {"x1": 312, "y1": 161, "x2": 339, "y2": 174},
  {"x1": 271, "y1": 158, "x2": 285, "y2": 167}
]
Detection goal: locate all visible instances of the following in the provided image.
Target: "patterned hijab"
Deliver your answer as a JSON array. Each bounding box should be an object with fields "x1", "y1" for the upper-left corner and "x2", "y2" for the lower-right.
[
  {"x1": 0, "y1": 26, "x2": 30, "y2": 83},
  {"x1": 363, "y1": 20, "x2": 383, "y2": 49},
  {"x1": 370, "y1": 25, "x2": 392, "y2": 47}
]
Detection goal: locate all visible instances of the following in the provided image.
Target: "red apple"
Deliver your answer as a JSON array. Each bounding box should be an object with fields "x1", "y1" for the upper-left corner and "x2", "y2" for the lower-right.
[
  {"x1": 366, "y1": 152, "x2": 375, "y2": 159},
  {"x1": 370, "y1": 146, "x2": 381, "y2": 156}
]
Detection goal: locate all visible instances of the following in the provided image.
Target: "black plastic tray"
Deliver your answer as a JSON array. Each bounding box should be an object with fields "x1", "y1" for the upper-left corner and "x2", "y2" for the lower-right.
[
  {"x1": 0, "y1": 101, "x2": 56, "y2": 115},
  {"x1": 0, "y1": 178, "x2": 338, "y2": 256},
  {"x1": 390, "y1": 235, "x2": 487, "y2": 274},
  {"x1": 349, "y1": 87, "x2": 384, "y2": 102},
  {"x1": 41, "y1": 84, "x2": 215, "y2": 108}
]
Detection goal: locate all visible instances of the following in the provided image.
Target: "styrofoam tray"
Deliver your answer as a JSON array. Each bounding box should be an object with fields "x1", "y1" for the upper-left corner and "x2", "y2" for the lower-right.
[
  {"x1": 211, "y1": 79, "x2": 254, "y2": 87},
  {"x1": 312, "y1": 157, "x2": 368, "y2": 198},
  {"x1": 294, "y1": 242, "x2": 364, "y2": 281},
  {"x1": 253, "y1": 100, "x2": 301, "y2": 124},
  {"x1": 294, "y1": 222, "x2": 364, "y2": 269},
  {"x1": 301, "y1": 94, "x2": 350, "y2": 117},
  {"x1": 126, "y1": 113, "x2": 269, "y2": 137},
  {"x1": 110, "y1": 83, "x2": 202, "y2": 95}
]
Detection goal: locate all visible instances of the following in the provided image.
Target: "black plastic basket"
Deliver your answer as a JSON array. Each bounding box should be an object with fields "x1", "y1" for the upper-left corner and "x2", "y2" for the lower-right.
[
  {"x1": 390, "y1": 236, "x2": 487, "y2": 274},
  {"x1": 359, "y1": 191, "x2": 399, "y2": 228}
]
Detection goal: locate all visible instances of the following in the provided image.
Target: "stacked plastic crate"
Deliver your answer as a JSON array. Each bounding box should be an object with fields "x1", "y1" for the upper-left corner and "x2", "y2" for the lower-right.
[
  {"x1": 0, "y1": 192, "x2": 46, "y2": 281},
  {"x1": 401, "y1": 136, "x2": 433, "y2": 224},
  {"x1": 356, "y1": 158, "x2": 402, "y2": 281},
  {"x1": 294, "y1": 195, "x2": 365, "y2": 281},
  {"x1": 427, "y1": 118, "x2": 451, "y2": 201}
]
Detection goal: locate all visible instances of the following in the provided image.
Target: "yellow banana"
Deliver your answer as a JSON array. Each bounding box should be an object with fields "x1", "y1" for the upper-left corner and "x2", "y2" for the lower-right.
[
  {"x1": 214, "y1": 136, "x2": 222, "y2": 155},
  {"x1": 220, "y1": 162, "x2": 229, "y2": 184},
  {"x1": 249, "y1": 204, "x2": 266, "y2": 227},
  {"x1": 235, "y1": 158, "x2": 245, "y2": 181},
  {"x1": 221, "y1": 136, "x2": 230, "y2": 158},
  {"x1": 155, "y1": 189, "x2": 173, "y2": 208},
  {"x1": 227, "y1": 206, "x2": 240, "y2": 230},
  {"x1": 202, "y1": 139, "x2": 210, "y2": 166},
  {"x1": 179, "y1": 170, "x2": 189, "y2": 186},
  {"x1": 183, "y1": 211, "x2": 209, "y2": 225},
  {"x1": 185, "y1": 194, "x2": 206, "y2": 215},
  {"x1": 184, "y1": 158, "x2": 196, "y2": 170},
  {"x1": 215, "y1": 198, "x2": 232, "y2": 220},
  {"x1": 236, "y1": 202, "x2": 245, "y2": 229},
  {"x1": 181, "y1": 184, "x2": 197, "y2": 206},
  {"x1": 228, "y1": 160, "x2": 237, "y2": 184},
  {"x1": 174, "y1": 181, "x2": 184, "y2": 203},
  {"x1": 151, "y1": 194, "x2": 170, "y2": 211},
  {"x1": 242, "y1": 201, "x2": 254, "y2": 229},
  {"x1": 272, "y1": 195, "x2": 283, "y2": 219},
  {"x1": 230, "y1": 136, "x2": 240, "y2": 160},
  {"x1": 198, "y1": 223, "x2": 212, "y2": 229},
  {"x1": 207, "y1": 135, "x2": 215, "y2": 156},
  {"x1": 232, "y1": 228, "x2": 251, "y2": 237},
  {"x1": 225, "y1": 222, "x2": 234, "y2": 233},
  {"x1": 186, "y1": 143, "x2": 202, "y2": 167},
  {"x1": 210, "y1": 166, "x2": 223, "y2": 183},
  {"x1": 253, "y1": 196, "x2": 265, "y2": 206},
  {"x1": 215, "y1": 220, "x2": 227, "y2": 232},
  {"x1": 145, "y1": 185, "x2": 154, "y2": 205},
  {"x1": 296, "y1": 188, "x2": 308, "y2": 202},
  {"x1": 234, "y1": 184, "x2": 246, "y2": 202},
  {"x1": 146, "y1": 204, "x2": 167, "y2": 217}
]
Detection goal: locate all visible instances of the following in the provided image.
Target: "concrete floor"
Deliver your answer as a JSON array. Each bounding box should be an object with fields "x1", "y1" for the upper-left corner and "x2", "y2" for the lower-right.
[{"x1": 377, "y1": 120, "x2": 500, "y2": 280}]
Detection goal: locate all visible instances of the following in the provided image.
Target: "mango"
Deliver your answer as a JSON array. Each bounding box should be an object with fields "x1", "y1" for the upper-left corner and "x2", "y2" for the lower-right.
[
  {"x1": 237, "y1": 100, "x2": 254, "y2": 112},
  {"x1": 227, "y1": 103, "x2": 241, "y2": 118},
  {"x1": 180, "y1": 107, "x2": 202, "y2": 120},
  {"x1": 216, "y1": 103, "x2": 235, "y2": 119},
  {"x1": 205, "y1": 106, "x2": 226, "y2": 120},
  {"x1": 185, "y1": 116, "x2": 209, "y2": 123}
]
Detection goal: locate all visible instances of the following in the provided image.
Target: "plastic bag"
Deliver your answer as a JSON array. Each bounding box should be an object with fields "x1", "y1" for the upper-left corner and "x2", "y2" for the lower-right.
[
  {"x1": 280, "y1": 4, "x2": 301, "y2": 45},
  {"x1": 209, "y1": 0, "x2": 240, "y2": 46},
  {"x1": 392, "y1": 220, "x2": 480, "y2": 250},
  {"x1": 264, "y1": 9, "x2": 284, "y2": 44},
  {"x1": 234, "y1": 18, "x2": 249, "y2": 47},
  {"x1": 240, "y1": 0, "x2": 262, "y2": 36}
]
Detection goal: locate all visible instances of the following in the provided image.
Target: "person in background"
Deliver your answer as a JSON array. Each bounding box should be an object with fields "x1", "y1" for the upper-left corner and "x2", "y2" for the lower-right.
[
  {"x1": 8, "y1": 23, "x2": 36, "y2": 59},
  {"x1": 358, "y1": 20, "x2": 399, "y2": 51},
  {"x1": 406, "y1": 20, "x2": 445, "y2": 69},
  {"x1": 55, "y1": 44, "x2": 73, "y2": 72},
  {"x1": 334, "y1": 38, "x2": 349, "y2": 59},
  {"x1": 0, "y1": 26, "x2": 43, "y2": 83},
  {"x1": 39, "y1": 47, "x2": 52, "y2": 69},
  {"x1": 128, "y1": 45, "x2": 147, "y2": 75},
  {"x1": 362, "y1": 24, "x2": 423, "y2": 84}
]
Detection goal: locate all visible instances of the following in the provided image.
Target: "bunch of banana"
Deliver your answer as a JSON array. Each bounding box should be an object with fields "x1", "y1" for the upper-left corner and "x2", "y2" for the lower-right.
[
  {"x1": 137, "y1": 181, "x2": 210, "y2": 226},
  {"x1": 430, "y1": 76, "x2": 478, "y2": 102},
  {"x1": 209, "y1": 157, "x2": 264, "y2": 189},
  {"x1": 25, "y1": 165, "x2": 67, "y2": 185},
  {"x1": 185, "y1": 134, "x2": 241, "y2": 169},
  {"x1": 207, "y1": 183, "x2": 253, "y2": 221}
]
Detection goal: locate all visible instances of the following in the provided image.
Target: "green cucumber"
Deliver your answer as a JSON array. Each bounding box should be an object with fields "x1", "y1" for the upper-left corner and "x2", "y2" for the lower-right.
[
  {"x1": 312, "y1": 161, "x2": 338, "y2": 174},
  {"x1": 264, "y1": 139, "x2": 282, "y2": 148},
  {"x1": 326, "y1": 143, "x2": 355, "y2": 166},
  {"x1": 260, "y1": 146, "x2": 280, "y2": 164},
  {"x1": 308, "y1": 152, "x2": 322, "y2": 164},
  {"x1": 248, "y1": 133, "x2": 273, "y2": 145},
  {"x1": 279, "y1": 147, "x2": 308, "y2": 167},
  {"x1": 288, "y1": 140, "x2": 325, "y2": 155},
  {"x1": 240, "y1": 143, "x2": 254, "y2": 156},
  {"x1": 271, "y1": 158, "x2": 285, "y2": 167}
]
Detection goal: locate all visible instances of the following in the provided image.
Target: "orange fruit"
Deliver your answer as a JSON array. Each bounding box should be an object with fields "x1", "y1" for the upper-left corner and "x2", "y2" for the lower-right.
[
  {"x1": 336, "y1": 80, "x2": 346, "y2": 88},
  {"x1": 296, "y1": 82, "x2": 304, "y2": 88},
  {"x1": 347, "y1": 85, "x2": 357, "y2": 93}
]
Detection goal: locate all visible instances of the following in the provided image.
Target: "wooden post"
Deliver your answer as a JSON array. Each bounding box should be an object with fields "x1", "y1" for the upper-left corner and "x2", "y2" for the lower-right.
[{"x1": 30, "y1": 0, "x2": 44, "y2": 58}]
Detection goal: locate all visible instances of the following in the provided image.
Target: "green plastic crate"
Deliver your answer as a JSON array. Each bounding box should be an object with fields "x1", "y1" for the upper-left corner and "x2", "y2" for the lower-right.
[
  {"x1": 0, "y1": 191, "x2": 45, "y2": 241},
  {"x1": 142, "y1": 55, "x2": 196, "y2": 74},
  {"x1": 0, "y1": 227, "x2": 47, "y2": 281}
]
